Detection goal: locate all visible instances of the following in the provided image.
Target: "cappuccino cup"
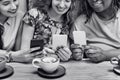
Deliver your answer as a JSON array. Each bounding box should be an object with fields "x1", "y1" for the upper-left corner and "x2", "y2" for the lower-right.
[
  {"x1": 32, "y1": 56, "x2": 59, "y2": 73},
  {"x1": 0, "y1": 56, "x2": 7, "y2": 72},
  {"x1": 110, "y1": 55, "x2": 120, "y2": 66}
]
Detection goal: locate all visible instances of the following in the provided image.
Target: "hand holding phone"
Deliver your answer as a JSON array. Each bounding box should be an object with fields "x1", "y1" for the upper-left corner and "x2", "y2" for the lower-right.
[
  {"x1": 52, "y1": 35, "x2": 68, "y2": 49},
  {"x1": 30, "y1": 39, "x2": 44, "y2": 52}
]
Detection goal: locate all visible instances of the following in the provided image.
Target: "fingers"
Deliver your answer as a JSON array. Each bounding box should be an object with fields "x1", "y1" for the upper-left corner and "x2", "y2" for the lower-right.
[
  {"x1": 71, "y1": 44, "x2": 81, "y2": 49},
  {"x1": 30, "y1": 47, "x2": 41, "y2": 52},
  {"x1": 44, "y1": 47, "x2": 55, "y2": 54},
  {"x1": 30, "y1": 51, "x2": 43, "y2": 57},
  {"x1": 56, "y1": 47, "x2": 71, "y2": 61},
  {"x1": 57, "y1": 50, "x2": 67, "y2": 61},
  {"x1": 62, "y1": 47, "x2": 72, "y2": 56}
]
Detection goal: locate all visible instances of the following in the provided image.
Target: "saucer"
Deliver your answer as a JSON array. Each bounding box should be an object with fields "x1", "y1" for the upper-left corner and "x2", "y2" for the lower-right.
[
  {"x1": 0, "y1": 65, "x2": 14, "y2": 79},
  {"x1": 37, "y1": 65, "x2": 66, "y2": 78},
  {"x1": 113, "y1": 66, "x2": 120, "y2": 75}
]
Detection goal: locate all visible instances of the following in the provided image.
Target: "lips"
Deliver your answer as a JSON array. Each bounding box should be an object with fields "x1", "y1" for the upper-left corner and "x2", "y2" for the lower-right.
[
  {"x1": 92, "y1": 0, "x2": 103, "y2": 8},
  {"x1": 56, "y1": 6, "x2": 66, "y2": 12},
  {"x1": 8, "y1": 10, "x2": 17, "y2": 14}
]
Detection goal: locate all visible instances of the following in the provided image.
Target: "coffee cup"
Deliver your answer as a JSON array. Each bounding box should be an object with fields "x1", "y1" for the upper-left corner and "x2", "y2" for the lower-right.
[
  {"x1": 110, "y1": 55, "x2": 120, "y2": 66},
  {"x1": 0, "y1": 56, "x2": 7, "y2": 72},
  {"x1": 32, "y1": 56, "x2": 59, "y2": 73}
]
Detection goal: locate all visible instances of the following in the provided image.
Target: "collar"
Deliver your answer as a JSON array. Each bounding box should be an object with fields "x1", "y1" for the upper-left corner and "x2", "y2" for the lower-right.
[{"x1": 5, "y1": 18, "x2": 13, "y2": 26}]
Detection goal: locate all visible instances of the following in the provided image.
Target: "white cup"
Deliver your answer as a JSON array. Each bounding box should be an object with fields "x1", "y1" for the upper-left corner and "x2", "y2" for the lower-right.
[
  {"x1": 110, "y1": 55, "x2": 120, "y2": 66},
  {"x1": 0, "y1": 56, "x2": 7, "y2": 72},
  {"x1": 32, "y1": 56, "x2": 59, "y2": 73}
]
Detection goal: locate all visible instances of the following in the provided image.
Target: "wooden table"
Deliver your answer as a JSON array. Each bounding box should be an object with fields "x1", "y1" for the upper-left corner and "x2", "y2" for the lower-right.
[{"x1": 3, "y1": 59, "x2": 120, "y2": 80}]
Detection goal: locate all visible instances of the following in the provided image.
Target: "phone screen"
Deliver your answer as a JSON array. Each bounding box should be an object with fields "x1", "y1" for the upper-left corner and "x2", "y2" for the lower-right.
[{"x1": 30, "y1": 39, "x2": 44, "y2": 52}]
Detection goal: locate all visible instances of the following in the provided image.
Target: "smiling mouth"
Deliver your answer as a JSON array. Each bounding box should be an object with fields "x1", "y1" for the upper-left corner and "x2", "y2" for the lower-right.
[
  {"x1": 92, "y1": 0, "x2": 103, "y2": 7},
  {"x1": 8, "y1": 10, "x2": 17, "y2": 14},
  {"x1": 56, "y1": 6, "x2": 66, "y2": 12}
]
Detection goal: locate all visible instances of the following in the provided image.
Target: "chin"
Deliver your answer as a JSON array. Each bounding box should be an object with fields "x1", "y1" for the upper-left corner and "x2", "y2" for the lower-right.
[
  {"x1": 7, "y1": 13, "x2": 17, "y2": 18},
  {"x1": 56, "y1": 11, "x2": 67, "y2": 15}
]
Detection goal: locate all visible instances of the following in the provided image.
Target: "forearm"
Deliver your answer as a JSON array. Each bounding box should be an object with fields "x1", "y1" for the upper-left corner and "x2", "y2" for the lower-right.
[
  {"x1": 0, "y1": 50, "x2": 14, "y2": 62},
  {"x1": 0, "y1": 50, "x2": 7, "y2": 56},
  {"x1": 103, "y1": 49, "x2": 120, "y2": 60}
]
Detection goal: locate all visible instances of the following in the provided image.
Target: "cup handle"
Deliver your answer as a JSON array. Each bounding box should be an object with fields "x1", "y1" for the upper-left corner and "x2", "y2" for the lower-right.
[
  {"x1": 32, "y1": 58, "x2": 41, "y2": 68},
  {"x1": 110, "y1": 57, "x2": 119, "y2": 65}
]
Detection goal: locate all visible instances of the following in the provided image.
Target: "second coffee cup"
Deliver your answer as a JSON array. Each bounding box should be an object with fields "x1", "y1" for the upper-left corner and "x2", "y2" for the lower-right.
[
  {"x1": 32, "y1": 56, "x2": 60, "y2": 73},
  {"x1": 0, "y1": 56, "x2": 7, "y2": 72},
  {"x1": 110, "y1": 55, "x2": 120, "y2": 66}
]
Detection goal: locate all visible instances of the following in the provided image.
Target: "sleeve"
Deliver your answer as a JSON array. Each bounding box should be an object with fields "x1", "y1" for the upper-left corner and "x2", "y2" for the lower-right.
[
  {"x1": 69, "y1": 15, "x2": 86, "y2": 40},
  {"x1": 23, "y1": 8, "x2": 40, "y2": 27}
]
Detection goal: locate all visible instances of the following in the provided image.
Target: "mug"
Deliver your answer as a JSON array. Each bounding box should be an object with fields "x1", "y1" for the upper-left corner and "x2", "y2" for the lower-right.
[
  {"x1": 110, "y1": 55, "x2": 120, "y2": 66},
  {"x1": 0, "y1": 56, "x2": 7, "y2": 72},
  {"x1": 32, "y1": 56, "x2": 59, "y2": 73}
]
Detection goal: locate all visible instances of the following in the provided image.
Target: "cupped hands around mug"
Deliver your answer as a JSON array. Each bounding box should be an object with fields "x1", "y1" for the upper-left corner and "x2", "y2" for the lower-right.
[
  {"x1": 85, "y1": 45, "x2": 107, "y2": 63},
  {"x1": 11, "y1": 47, "x2": 41, "y2": 63},
  {"x1": 71, "y1": 44, "x2": 84, "y2": 61},
  {"x1": 55, "y1": 46, "x2": 72, "y2": 62}
]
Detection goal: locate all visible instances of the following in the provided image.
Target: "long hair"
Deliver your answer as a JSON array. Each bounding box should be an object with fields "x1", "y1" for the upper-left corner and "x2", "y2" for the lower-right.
[
  {"x1": 0, "y1": 25, "x2": 3, "y2": 49},
  {"x1": 0, "y1": 0, "x2": 3, "y2": 48},
  {"x1": 33, "y1": 0, "x2": 77, "y2": 31},
  {"x1": 78, "y1": 0, "x2": 120, "y2": 23}
]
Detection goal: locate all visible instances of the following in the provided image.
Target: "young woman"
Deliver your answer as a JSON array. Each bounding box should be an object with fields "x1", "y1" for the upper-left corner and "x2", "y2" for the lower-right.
[
  {"x1": 71, "y1": 0, "x2": 120, "y2": 62},
  {"x1": 0, "y1": 0, "x2": 39, "y2": 63},
  {"x1": 21, "y1": 0, "x2": 79, "y2": 61}
]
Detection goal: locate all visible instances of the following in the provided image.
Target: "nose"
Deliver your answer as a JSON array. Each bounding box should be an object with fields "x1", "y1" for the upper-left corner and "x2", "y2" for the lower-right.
[
  {"x1": 93, "y1": 0, "x2": 97, "y2": 2},
  {"x1": 10, "y1": 2, "x2": 17, "y2": 10},
  {"x1": 59, "y1": 1, "x2": 65, "y2": 8}
]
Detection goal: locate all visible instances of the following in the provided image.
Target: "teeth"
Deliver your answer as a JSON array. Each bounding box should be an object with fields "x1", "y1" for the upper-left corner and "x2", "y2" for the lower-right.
[
  {"x1": 96, "y1": 0, "x2": 102, "y2": 4},
  {"x1": 93, "y1": 0, "x2": 102, "y2": 6}
]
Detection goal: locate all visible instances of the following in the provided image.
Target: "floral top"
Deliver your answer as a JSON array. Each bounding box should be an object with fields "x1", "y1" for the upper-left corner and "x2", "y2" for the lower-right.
[{"x1": 23, "y1": 8, "x2": 69, "y2": 44}]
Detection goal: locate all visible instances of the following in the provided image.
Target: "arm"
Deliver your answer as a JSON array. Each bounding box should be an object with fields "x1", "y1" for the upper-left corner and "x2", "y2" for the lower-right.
[
  {"x1": 85, "y1": 45, "x2": 120, "y2": 63},
  {"x1": 103, "y1": 49, "x2": 120, "y2": 60}
]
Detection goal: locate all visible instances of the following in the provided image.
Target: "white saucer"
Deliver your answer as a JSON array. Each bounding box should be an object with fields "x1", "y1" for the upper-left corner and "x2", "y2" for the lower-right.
[{"x1": 113, "y1": 66, "x2": 120, "y2": 75}]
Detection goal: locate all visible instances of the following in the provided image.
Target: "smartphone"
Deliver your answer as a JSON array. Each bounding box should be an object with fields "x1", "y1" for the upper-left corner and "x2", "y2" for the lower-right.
[
  {"x1": 30, "y1": 39, "x2": 44, "y2": 52},
  {"x1": 73, "y1": 31, "x2": 86, "y2": 46},
  {"x1": 52, "y1": 34, "x2": 68, "y2": 49}
]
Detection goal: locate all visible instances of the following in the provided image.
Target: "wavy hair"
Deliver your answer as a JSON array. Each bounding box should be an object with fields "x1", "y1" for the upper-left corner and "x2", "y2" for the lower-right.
[
  {"x1": 78, "y1": 0, "x2": 120, "y2": 23},
  {"x1": 33, "y1": 0, "x2": 77, "y2": 30},
  {"x1": 0, "y1": 25, "x2": 3, "y2": 49}
]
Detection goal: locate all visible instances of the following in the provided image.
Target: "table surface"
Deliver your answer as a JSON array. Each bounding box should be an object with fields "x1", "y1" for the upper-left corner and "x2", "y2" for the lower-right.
[{"x1": 3, "y1": 59, "x2": 120, "y2": 80}]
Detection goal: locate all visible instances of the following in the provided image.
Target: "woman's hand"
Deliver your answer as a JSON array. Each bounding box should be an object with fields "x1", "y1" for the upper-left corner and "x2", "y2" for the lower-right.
[
  {"x1": 71, "y1": 44, "x2": 83, "y2": 61},
  {"x1": 42, "y1": 46, "x2": 58, "y2": 58},
  {"x1": 11, "y1": 47, "x2": 41, "y2": 63},
  {"x1": 85, "y1": 45, "x2": 107, "y2": 63},
  {"x1": 56, "y1": 46, "x2": 72, "y2": 62}
]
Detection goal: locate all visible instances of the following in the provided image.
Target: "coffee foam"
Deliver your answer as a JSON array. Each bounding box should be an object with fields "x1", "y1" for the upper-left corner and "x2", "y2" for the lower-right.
[{"x1": 42, "y1": 57, "x2": 57, "y2": 63}]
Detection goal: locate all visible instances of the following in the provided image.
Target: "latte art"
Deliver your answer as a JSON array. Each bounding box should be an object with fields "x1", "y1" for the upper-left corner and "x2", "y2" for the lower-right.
[{"x1": 42, "y1": 57, "x2": 57, "y2": 63}]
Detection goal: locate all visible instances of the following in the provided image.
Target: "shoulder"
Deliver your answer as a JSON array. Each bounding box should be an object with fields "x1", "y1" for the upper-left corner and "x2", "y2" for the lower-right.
[
  {"x1": 28, "y1": 8, "x2": 39, "y2": 18},
  {"x1": 116, "y1": 9, "x2": 120, "y2": 18},
  {"x1": 75, "y1": 15, "x2": 86, "y2": 24},
  {"x1": 17, "y1": 10, "x2": 25, "y2": 18},
  {"x1": 27, "y1": 8, "x2": 46, "y2": 19},
  {"x1": 74, "y1": 15, "x2": 86, "y2": 28}
]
